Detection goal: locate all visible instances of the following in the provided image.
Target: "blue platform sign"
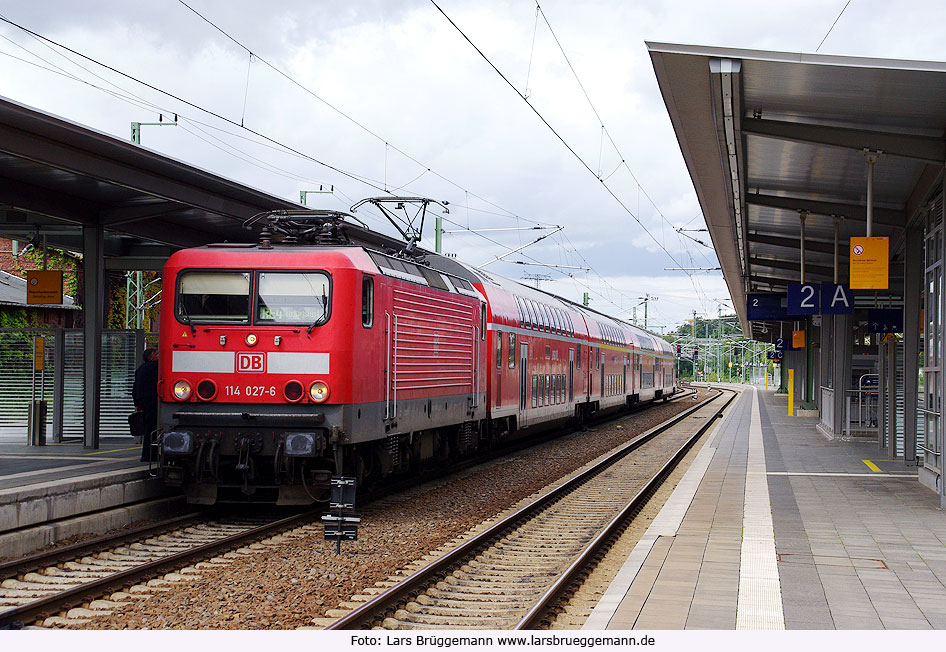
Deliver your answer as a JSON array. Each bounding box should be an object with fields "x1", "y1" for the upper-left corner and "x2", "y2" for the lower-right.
[
  {"x1": 774, "y1": 337, "x2": 793, "y2": 351},
  {"x1": 747, "y1": 293, "x2": 788, "y2": 321},
  {"x1": 787, "y1": 283, "x2": 820, "y2": 315},
  {"x1": 867, "y1": 309, "x2": 903, "y2": 333},
  {"x1": 820, "y1": 283, "x2": 853, "y2": 315},
  {"x1": 766, "y1": 350, "x2": 784, "y2": 360}
]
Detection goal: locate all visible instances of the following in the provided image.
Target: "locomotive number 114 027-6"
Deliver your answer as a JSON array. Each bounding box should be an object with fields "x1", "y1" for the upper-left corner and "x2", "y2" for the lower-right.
[{"x1": 224, "y1": 385, "x2": 277, "y2": 397}]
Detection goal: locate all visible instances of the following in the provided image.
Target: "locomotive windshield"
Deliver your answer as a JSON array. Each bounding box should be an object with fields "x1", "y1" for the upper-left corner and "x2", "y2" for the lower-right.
[
  {"x1": 256, "y1": 271, "x2": 331, "y2": 325},
  {"x1": 177, "y1": 271, "x2": 250, "y2": 323}
]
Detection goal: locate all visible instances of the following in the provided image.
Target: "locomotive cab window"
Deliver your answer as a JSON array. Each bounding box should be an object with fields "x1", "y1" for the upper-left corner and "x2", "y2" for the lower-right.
[
  {"x1": 256, "y1": 271, "x2": 331, "y2": 325},
  {"x1": 178, "y1": 271, "x2": 250, "y2": 323}
]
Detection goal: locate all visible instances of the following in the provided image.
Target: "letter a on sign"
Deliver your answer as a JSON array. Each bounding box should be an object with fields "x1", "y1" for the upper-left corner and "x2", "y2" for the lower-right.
[{"x1": 820, "y1": 283, "x2": 853, "y2": 315}]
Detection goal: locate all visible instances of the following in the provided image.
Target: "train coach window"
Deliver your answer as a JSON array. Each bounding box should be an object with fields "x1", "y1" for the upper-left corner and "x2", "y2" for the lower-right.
[
  {"x1": 496, "y1": 330, "x2": 503, "y2": 368},
  {"x1": 508, "y1": 332, "x2": 516, "y2": 368},
  {"x1": 256, "y1": 271, "x2": 331, "y2": 325},
  {"x1": 362, "y1": 275, "x2": 374, "y2": 327},
  {"x1": 516, "y1": 297, "x2": 525, "y2": 327},
  {"x1": 576, "y1": 343, "x2": 581, "y2": 368},
  {"x1": 178, "y1": 271, "x2": 250, "y2": 323}
]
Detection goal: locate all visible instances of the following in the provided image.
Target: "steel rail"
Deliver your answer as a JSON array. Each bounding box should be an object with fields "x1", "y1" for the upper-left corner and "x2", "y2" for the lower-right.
[
  {"x1": 0, "y1": 510, "x2": 318, "y2": 629},
  {"x1": 325, "y1": 389, "x2": 727, "y2": 630},
  {"x1": 0, "y1": 512, "x2": 204, "y2": 582},
  {"x1": 515, "y1": 388, "x2": 736, "y2": 629}
]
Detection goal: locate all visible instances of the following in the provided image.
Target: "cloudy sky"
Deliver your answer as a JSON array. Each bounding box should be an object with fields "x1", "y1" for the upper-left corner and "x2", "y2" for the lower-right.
[{"x1": 1, "y1": 0, "x2": 943, "y2": 333}]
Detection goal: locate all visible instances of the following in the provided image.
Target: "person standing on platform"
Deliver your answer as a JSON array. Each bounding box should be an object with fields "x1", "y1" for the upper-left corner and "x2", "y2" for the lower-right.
[{"x1": 133, "y1": 348, "x2": 159, "y2": 462}]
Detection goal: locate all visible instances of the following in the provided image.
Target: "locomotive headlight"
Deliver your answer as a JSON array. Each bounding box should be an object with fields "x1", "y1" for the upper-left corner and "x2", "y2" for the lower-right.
[
  {"x1": 172, "y1": 380, "x2": 192, "y2": 400},
  {"x1": 245, "y1": 333, "x2": 258, "y2": 346},
  {"x1": 162, "y1": 430, "x2": 194, "y2": 455},
  {"x1": 309, "y1": 381, "x2": 330, "y2": 403}
]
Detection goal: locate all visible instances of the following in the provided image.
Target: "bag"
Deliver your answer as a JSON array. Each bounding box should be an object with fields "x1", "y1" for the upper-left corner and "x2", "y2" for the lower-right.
[{"x1": 128, "y1": 409, "x2": 146, "y2": 439}]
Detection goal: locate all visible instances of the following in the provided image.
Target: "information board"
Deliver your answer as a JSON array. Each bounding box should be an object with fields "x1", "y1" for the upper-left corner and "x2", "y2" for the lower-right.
[
  {"x1": 867, "y1": 309, "x2": 903, "y2": 334},
  {"x1": 820, "y1": 283, "x2": 853, "y2": 315},
  {"x1": 746, "y1": 293, "x2": 788, "y2": 321},
  {"x1": 26, "y1": 270, "x2": 63, "y2": 305},
  {"x1": 792, "y1": 329, "x2": 805, "y2": 348},
  {"x1": 787, "y1": 284, "x2": 820, "y2": 315},
  {"x1": 850, "y1": 237, "x2": 889, "y2": 289}
]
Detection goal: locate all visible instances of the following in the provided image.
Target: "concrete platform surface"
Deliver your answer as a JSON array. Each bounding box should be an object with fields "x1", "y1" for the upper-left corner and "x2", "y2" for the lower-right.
[
  {"x1": 0, "y1": 437, "x2": 178, "y2": 554},
  {"x1": 585, "y1": 385, "x2": 946, "y2": 630}
]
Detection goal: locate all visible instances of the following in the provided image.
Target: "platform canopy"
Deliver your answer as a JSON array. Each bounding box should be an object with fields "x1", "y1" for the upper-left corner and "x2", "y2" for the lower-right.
[
  {"x1": 0, "y1": 95, "x2": 302, "y2": 270},
  {"x1": 648, "y1": 43, "x2": 946, "y2": 338}
]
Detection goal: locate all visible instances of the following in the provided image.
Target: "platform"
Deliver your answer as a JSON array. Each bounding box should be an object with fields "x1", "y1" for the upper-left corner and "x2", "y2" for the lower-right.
[
  {"x1": 0, "y1": 435, "x2": 180, "y2": 557},
  {"x1": 585, "y1": 386, "x2": 946, "y2": 630}
]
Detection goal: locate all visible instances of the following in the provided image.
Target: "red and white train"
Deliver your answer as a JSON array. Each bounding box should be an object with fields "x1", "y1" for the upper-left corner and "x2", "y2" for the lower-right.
[{"x1": 156, "y1": 210, "x2": 676, "y2": 504}]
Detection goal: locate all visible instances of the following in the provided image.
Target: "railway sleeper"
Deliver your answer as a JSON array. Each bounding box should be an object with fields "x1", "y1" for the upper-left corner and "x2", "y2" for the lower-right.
[
  {"x1": 402, "y1": 601, "x2": 529, "y2": 617},
  {"x1": 388, "y1": 611, "x2": 516, "y2": 628},
  {"x1": 414, "y1": 594, "x2": 536, "y2": 610},
  {"x1": 434, "y1": 579, "x2": 538, "y2": 595}
]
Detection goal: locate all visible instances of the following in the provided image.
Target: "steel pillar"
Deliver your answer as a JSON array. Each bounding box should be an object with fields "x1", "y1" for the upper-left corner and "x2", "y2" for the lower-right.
[
  {"x1": 903, "y1": 225, "x2": 922, "y2": 465},
  {"x1": 832, "y1": 314, "x2": 853, "y2": 437},
  {"x1": 83, "y1": 225, "x2": 104, "y2": 449}
]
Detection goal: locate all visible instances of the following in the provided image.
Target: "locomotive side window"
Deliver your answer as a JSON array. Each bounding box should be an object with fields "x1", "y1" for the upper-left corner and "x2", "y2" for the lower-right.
[
  {"x1": 419, "y1": 267, "x2": 449, "y2": 290},
  {"x1": 256, "y1": 271, "x2": 331, "y2": 325},
  {"x1": 362, "y1": 275, "x2": 374, "y2": 327},
  {"x1": 178, "y1": 271, "x2": 250, "y2": 323}
]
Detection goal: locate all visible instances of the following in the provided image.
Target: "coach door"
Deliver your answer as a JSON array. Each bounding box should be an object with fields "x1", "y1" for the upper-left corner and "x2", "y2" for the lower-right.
[
  {"x1": 519, "y1": 342, "x2": 529, "y2": 412},
  {"x1": 568, "y1": 348, "x2": 575, "y2": 402}
]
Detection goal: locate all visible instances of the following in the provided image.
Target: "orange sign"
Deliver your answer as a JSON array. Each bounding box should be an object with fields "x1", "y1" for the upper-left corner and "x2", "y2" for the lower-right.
[
  {"x1": 26, "y1": 270, "x2": 63, "y2": 305},
  {"x1": 792, "y1": 329, "x2": 805, "y2": 348},
  {"x1": 34, "y1": 336, "x2": 45, "y2": 371},
  {"x1": 850, "y1": 237, "x2": 889, "y2": 289}
]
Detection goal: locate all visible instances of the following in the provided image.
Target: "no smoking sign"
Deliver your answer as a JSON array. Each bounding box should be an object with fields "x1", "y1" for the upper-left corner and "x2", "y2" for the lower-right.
[{"x1": 853, "y1": 244, "x2": 864, "y2": 255}]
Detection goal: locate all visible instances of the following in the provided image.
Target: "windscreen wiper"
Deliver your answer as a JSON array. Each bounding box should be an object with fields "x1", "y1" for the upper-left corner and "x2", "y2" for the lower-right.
[
  {"x1": 307, "y1": 292, "x2": 328, "y2": 335},
  {"x1": 179, "y1": 300, "x2": 197, "y2": 335}
]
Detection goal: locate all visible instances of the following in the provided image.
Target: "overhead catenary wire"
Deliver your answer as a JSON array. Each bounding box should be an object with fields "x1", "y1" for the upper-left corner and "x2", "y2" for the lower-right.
[
  {"x1": 430, "y1": 0, "x2": 713, "y2": 313},
  {"x1": 1, "y1": 9, "x2": 705, "y2": 328}
]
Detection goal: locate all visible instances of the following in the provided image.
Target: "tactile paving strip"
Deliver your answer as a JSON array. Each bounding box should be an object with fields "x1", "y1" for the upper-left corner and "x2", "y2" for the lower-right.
[{"x1": 735, "y1": 387, "x2": 785, "y2": 630}]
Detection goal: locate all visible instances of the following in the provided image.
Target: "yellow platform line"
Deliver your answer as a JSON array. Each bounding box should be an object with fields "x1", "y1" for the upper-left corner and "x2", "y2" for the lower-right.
[
  {"x1": 862, "y1": 459, "x2": 882, "y2": 472},
  {"x1": 85, "y1": 446, "x2": 140, "y2": 456}
]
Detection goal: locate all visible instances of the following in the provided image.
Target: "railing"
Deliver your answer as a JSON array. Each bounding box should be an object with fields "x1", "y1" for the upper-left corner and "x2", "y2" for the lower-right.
[{"x1": 846, "y1": 374, "x2": 879, "y2": 436}]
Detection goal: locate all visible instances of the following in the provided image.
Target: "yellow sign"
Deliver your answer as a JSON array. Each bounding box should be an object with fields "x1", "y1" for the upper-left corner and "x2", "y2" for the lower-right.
[
  {"x1": 34, "y1": 336, "x2": 44, "y2": 371},
  {"x1": 792, "y1": 329, "x2": 805, "y2": 348},
  {"x1": 26, "y1": 270, "x2": 63, "y2": 305},
  {"x1": 850, "y1": 236, "x2": 889, "y2": 289}
]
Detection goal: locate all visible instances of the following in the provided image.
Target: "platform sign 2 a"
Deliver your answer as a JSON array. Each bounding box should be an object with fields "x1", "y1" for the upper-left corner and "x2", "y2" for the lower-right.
[
  {"x1": 867, "y1": 309, "x2": 903, "y2": 334},
  {"x1": 787, "y1": 284, "x2": 820, "y2": 315},
  {"x1": 820, "y1": 283, "x2": 853, "y2": 315},
  {"x1": 747, "y1": 293, "x2": 788, "y2": 321}
]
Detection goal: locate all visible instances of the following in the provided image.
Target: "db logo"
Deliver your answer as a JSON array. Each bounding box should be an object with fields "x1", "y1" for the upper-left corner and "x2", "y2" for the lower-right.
[
  {"x1": 236, "y1": 352, "x2": 265, "y2": 373},
  {"x1": 853, "y1": 244, "x2": 864, "y2": 256}
]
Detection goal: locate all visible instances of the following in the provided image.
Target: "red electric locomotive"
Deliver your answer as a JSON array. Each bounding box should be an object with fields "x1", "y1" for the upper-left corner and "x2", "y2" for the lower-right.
[{"x1": 156, "y1": 204, "x2": 675, "y2": 504}]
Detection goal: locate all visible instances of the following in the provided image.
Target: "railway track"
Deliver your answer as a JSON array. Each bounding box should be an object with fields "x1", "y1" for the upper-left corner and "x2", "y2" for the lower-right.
[
  {"x1": 327, "y1": 388, "x2": 734, "y2": 630},
  {"x1": 0, "y1": 511, "x2": 317, "y2": 629}
]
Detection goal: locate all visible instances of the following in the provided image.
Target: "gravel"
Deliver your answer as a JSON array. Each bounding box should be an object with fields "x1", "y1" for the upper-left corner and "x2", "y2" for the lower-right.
[{"x1": 76, "y1": 391, "x2": 712, "y2": 630}]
